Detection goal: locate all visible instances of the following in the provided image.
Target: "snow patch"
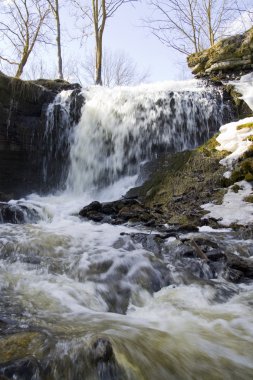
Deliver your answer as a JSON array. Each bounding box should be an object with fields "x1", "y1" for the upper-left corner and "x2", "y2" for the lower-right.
[
  {"x1": 202, "y1": 181, "x2": 253, "y2": 226},
  {"x1": 216, "y1": 117, "x2": 253, "y2": 169},
  {"x1": 234, "y1": 73, "x2": 253, "y2": 112}
]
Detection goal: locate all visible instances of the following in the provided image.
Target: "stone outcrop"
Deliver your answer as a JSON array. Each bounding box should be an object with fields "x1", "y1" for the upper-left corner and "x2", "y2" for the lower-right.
[
  {"x1": 79, "y1": 136, "x2": 227, "y2": 228},
  {"x1": 0, "y1": 72, "x2": 83, "y2": 199},
  {"x1": 187, "y1": 27, "x2": 253, "y2": 80}
]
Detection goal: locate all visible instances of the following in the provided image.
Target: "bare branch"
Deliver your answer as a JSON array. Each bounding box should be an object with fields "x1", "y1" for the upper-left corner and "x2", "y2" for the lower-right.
[
  {"x1": 0, "y1": 0, "x2": 51, "y2": 78},
  {"x1": 145, "y1": 0, "x2": 245, "y2": 55}
]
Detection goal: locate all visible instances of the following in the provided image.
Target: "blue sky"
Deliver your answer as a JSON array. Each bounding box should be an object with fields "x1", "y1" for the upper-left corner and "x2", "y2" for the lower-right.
[
  {"x1": 60, "y1": 1, "x2": 191, "y2": 83},
  {"x1": 102, "y1": 2, "x2": 190, "y2": 82}
]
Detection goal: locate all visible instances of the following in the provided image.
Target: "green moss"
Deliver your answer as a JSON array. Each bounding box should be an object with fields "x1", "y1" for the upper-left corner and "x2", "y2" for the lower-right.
[
  {"x1": 209, "y1": 76, "x2": 222, "y2": 83},
  {"x1": 231, "y1": 184, "x2": 241, "y2": 193},
  {"x1": 167, "y1": 214, "x2": 189, "y2": 225},
  {"x1": 230, "y1": 170, "x2": 245, "y2": 183},
  {"x1": 197, "y1": 134, "x2": 225, "y2": 157},
  {"x1": 243, "y1": 145, "x2": 253, "y2": 158},
  {"x1": 244, "y1": 194, "x2": 253, "y2": 202},
  {"x1": 0, "y1": 332, "x2": 45, "y2": 363},
  {"x1": 230, "y1": 155, "x2": 253, "y2": 183},
  {"x1": 9, "y1": 77, "x2": 41, "y2": 103},
  {"x1": 245, "y1": 172, "x2": 253, "y2": 182},
  {"x1": 237, "y1": 122, "x2": 253, "y2": 130}
]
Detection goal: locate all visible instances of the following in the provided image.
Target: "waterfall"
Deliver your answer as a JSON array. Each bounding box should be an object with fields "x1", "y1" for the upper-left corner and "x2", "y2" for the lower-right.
[
  {"x1": 42, "y1": 88, "x2": 84, "y2": 192},
  {"x1": 67, "y1": 80, "x2": 230, "y2": 194}
]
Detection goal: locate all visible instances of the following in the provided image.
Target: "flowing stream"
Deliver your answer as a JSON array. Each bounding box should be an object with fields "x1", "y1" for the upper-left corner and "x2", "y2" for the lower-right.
[{"x1": 1, "y1": 80, "x2": 253, "y2": 380}]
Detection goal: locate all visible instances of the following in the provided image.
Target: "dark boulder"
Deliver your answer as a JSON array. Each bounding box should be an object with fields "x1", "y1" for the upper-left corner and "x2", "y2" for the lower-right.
[
  {"x1": 79, "y1": 198, "x2": 157, "y2": 226},
  {"x1": 0, "y1": 202, "x2": 40, "y2": 224},
  {"x1": 224, "y1": 253, "x2": 253, "y2": 282},
  {"x1": 89, "y1": 338, "x2": 126, "y2": 380},
  {"x1": 0, "y1": 72, "x2": 83, "y2": 198},
  {"x1": 0, "y1": 357, "x2": 42, "y2": 380}
]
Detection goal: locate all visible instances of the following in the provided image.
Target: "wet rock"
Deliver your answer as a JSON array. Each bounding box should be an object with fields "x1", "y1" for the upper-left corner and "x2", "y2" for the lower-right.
[
  {"x1": 232, "y1": 224, "x2": 253, "y2": 240},
  {"x1": 0, "y1": 72, "x2": 83, "y2": 198},
  {"x1": 0, "y1": 356, "x2": 42, "y2": 380},
  {"x1": 0, "y1": 193, "x2": 13, "y2": 203},
  {"x1": 79, "y1": 198, "x2": 155, "y2": 226},
  {"x1": 89, "y1": 338, "x2": 126, "y2": 380},
  {"x1": 206, "y1": 249, "x2": 226, "y2": 261},
  {"x1": 225, "y1": 253, "x2": 253, "y2": 280},
  {"x1": 97, "y1": 283, "x2": 131, "y2": 314},
  {"x1": 130, "y1": 233, "x2": 164, "y2": 257},
  {"x1": 129, "y1": 266, "x2": 163, "y2": 293},
  {"x1": 0, "y1": 203, "x2": 40, "y2": 224},
  {"x1": 89, "y1": 338, "x2": 114, "y2": 365},
  {"x1": 0, "y1": 332, "x2": 45, "y2": 364},
  {"x1": 223, "y1": 267, "x2": 244, "y2": 283}
]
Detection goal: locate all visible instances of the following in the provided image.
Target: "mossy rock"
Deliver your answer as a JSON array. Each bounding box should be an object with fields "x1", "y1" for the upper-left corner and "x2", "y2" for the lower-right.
[
  {"x1": 167, "y1": 215, "x2": 189, "y2": 225},
  {"x1": 230, "y1": 149, "x2": 253, "y2": 183},
  {"x1": 0, "y1": 332, "x2": 46, "y2": 363},
  {"x1": 197, "y1": 134, "x2": 220, "y2": 155},
  {"x1": 231, "y1": 184, "x2": 242, "y2": 193},
  {"x1": 127, "y1": 136, "x2": 228, "y2": 227},
  {"x1": 187, "y1": 27, "x2": 253, "y2": 82},
  {"x1": 237, "y1": 122, "x2": 253, "y2": 130},
  {"x1": 245, "y1": 172, "x2": 253, "y2": 182},
  {"x1": 32, "y1": 78, "x2": 80, "y2": 93},
  {"x1": 243, "y1": 145, "x2": 253, "y2": 158},
  {"x1": 244, "y1": 194, "x2": 253, "y2": 202}
]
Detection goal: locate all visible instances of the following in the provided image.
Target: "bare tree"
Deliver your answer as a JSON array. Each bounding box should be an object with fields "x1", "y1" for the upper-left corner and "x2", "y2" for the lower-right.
[
  {"x1": 234, "y1": 0, "x2": 253, "y2": 25},
  {"x1": 72, "y1": 0, "x2": 138, "y2": 85},
  {"x1": 80, "y1": 49, "x2": 149, "y2": 86},
  {"x1": 146, "y1": 0, "x2": 241, "y2": 55},
  {"x1": 0, "y1": 0, "x2": 50, "y2": 78},
  {"x1": 46, "y1": 0, "x2": 63, "y2": 79},
  {"x1": 199, "y1": 0, "x2": 239, "y2": 46},
  {"x1": 146, "y1": 0, "x2": 203, "y2": 55}
]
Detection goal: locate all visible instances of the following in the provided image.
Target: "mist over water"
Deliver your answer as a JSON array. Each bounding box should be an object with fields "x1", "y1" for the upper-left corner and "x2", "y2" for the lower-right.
[{"x1": 1, "y1": 80, "x2": 253, "y2": 379}]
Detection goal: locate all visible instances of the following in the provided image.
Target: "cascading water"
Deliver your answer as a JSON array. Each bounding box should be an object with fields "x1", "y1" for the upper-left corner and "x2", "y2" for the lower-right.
[
  {"x1": 41, "y1": 88, "x2": 84, "y2": 192},
  {"x1": 1, "y1": 80, "x2": 253, "y2": 380},
  {"x1": 67, "y1": 80, "x2": 230, "y2": 193}
]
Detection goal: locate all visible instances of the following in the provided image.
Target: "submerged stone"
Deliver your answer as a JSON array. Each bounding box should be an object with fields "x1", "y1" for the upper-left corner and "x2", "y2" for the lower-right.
[
  {"x1": 0, "y1": 203, "x2": 40, "y2": 224},
  {"x1": 0, "y1": 356, "x2": 42, "y2": 380}
]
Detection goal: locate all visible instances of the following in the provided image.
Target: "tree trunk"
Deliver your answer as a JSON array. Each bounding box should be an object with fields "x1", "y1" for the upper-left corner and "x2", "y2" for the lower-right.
[
  {"x1": 207, "y1": 1, "x2": 215, "y2": 46},
  {"x1": 95, "y1": 37, "x2": 103, "y2": 85},
  {"x1": 15, "y1": 53, "x2": 29, "y2": 78},
  {"x1": 55, "y1": 0, "x2": 63, "y2": 80}
]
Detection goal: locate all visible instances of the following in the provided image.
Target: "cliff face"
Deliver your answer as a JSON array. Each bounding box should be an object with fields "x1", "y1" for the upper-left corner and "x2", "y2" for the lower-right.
[
  {"x1": 0, "y1": 72, "x2": 83, "y2": 200},
  {"x1": 187, "y1": 28, "x2": 253, "y2": 80}
]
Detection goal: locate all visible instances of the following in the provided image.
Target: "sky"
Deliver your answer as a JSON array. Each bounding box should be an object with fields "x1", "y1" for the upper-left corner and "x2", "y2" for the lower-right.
[{"x1": 99, "y1": 3, "x2": 190, "y2": 82}]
